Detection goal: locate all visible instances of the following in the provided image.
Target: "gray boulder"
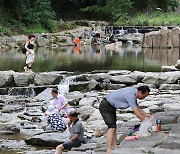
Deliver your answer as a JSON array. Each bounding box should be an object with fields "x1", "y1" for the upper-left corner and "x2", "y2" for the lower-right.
[
  {"x1": 89, "y1": 73, "x2": 110, "y2": 82},
  {"x1": 160, "y1": 120, "x2": 180, "y2": 150},
  {"x1": 0, "y1": 139, "x2": 29, "y2": 151},
  {"x1": 161, "y1": 66, "x2": 179, "y2": 72},
  {"x1": 170, "y1": 27, "x2": 180, "y2": 47},
  {"x1": 142, "y1": 31, "x2": 159, "y2": 48},
  {"x1": 69, "y1": 79, "x2": 98, "y2": 92},
  {"x1": 119, "y1": 132, "x2": 167, "y2": 148},
  {"x1": 78, "y1": 106, "x2": 96, "y2": 117},
  {"x1": 34, "y1": 88, "x2": 53, "y2": 101},
  {"x1": 131, "y1": 71, "x2": 145, "y2": 82},
  {"x1": 108, "y1": 70, "x2": 131, "y2": 76},
  {"x1": 159, "y1": 27, "x2": 172, "y2": 48},
  {"x1": 159, "y1": 71, "x2": 180, "y2": 84},
  {"x1": 159, "y1": 84, "x2": 180, "y2": 91},
  {"x1": 75, "y1": 74, "x2": 90, "y2": 81},
  {"x1": 79, "y1": 97, "x2": 97, "y2": 106},
  {"x1": 25, "y1": 149, "x2": 55, "y2": 154},
  {"x1": 110, "y1": 75, "x2": 137, "y2": 85},
  {"x1": 0, "y1": 71, "x2": 14, "y2": 87},
  {"x1": 14, "y1": 73, "x2": 34, "y2": 87},
  {"x1": 5, "y1": 35, "x2": 27, "y2": 45},
  {"x1": 142, "y1": 27, "x2": 172, "y2": 48},
  {"x1": 142, "y1": 72, "x2": 159, "y2": 87},
  {"x1": 65, "y1": 36, "x2": 73, "y2": 45},
  {"x1": 25, "y1": 132, "x2": 69, "y2": 146},
  {"x1": 97, "y1": 83, "x2": 126, "y2": 90},
  {"x1": 1, "y1": 105, "x2": 24, "y2": 113},
  {"x1": 175, "y1": 59, "x2": 180, "y2": 69},
  {"x1": 0, "y1": 124, "x2": 20, "y2": 134},
  {"x1": 36, "y1": 37, "x2": 48, "y2": 47},
  {"x1": 0, "y1": 88, "x2": 8, "y2": 95},
  {"x1": 34, "y1": 73, "x2": 63, "y2": 86},
  {"x1": 163, "y1": 103, "x2": 180, "y2": 110},
  {"x1": 66, "y1": 91, "x2": 84, "y2": 100}
]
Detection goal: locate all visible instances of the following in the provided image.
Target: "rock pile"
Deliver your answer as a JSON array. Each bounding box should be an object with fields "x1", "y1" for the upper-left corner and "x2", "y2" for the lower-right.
[
  {"x1": 0, "y1": 70, "x2": 180, "y2": 153},
  {"x1": 142, "y1": 27, "x2": 180, "y2": 48}
]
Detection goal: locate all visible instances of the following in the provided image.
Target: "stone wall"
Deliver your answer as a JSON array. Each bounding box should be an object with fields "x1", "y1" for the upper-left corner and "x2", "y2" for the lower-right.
[
  {"x1": 142, "y1": 27, "x2": 180, "y2": 48},
  {"x1": 0, "y1": 70, "x2": 179, "y2": 95},
  {"x1": 0, "y1": 27, "x2": 93, "y2": 51}
]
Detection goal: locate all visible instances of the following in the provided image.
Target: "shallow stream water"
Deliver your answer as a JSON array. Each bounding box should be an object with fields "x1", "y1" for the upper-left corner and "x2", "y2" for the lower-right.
[{"x1": 0, "y1": 44, "x2": 179, "y2": 72}]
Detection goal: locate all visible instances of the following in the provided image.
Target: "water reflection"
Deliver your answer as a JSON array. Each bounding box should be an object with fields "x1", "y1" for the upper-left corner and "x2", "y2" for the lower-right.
[
  {"x1": 0, "y1": 45, "x2": 179, "y2": 72},
  {"x1": 143, "y1": 48, "x2": 180, "y2": 66}
]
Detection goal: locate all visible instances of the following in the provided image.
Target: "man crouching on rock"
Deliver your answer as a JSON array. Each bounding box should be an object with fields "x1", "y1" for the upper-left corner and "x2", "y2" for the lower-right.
[
  {"x1": 55, "y1": 110, "x2": 84, "y2": 154},
  {"x1": 99, "y1": 86, "x2": 151, "y2": 154}
]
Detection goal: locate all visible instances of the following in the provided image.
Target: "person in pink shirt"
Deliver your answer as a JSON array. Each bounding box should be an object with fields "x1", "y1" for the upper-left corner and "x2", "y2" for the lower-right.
[{"x1": 51, "y1": 88, "x2": 69, "y2": 118}]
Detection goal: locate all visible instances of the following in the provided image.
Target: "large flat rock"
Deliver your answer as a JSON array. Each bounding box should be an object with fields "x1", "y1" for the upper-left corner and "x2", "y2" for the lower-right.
[
  {"x1": 160, "y1": 120, "x2": 180, "y2": 150},
  {"x1": 119, "y1": 132, "x2": 167, "y2": 148},
  {"x1": 34, "y1": 73, "x2": 63, "y2": 86},
  {"x1": 25, "y1": 132, "x2": 69, "y2": 147},
  {"x1": 112, "y1": 147, "x2": 180, "y2": 154}
]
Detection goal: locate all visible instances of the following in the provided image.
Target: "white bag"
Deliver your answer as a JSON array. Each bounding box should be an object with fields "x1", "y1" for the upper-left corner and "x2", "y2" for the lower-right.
[{"x1": 136, "y1": 116, "x2": 157, "y2": 137}]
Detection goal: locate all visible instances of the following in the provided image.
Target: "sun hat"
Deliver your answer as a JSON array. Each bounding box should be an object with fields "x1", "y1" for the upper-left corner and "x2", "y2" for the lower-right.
[{"x1": 45, "y1": 105, "x2": 58, "y2": 115}]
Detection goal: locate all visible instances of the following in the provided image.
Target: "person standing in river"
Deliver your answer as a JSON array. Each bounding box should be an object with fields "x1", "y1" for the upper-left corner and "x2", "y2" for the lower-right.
[
  {"x1": 99, "y1": 86, "x2": 151, "y2": 154},
  {"x1": 73, "y1": 36, "x2": 82, "y2": 46},
  {"x1": 24, "y1": 34, "x2": 35, "y2": 73}
]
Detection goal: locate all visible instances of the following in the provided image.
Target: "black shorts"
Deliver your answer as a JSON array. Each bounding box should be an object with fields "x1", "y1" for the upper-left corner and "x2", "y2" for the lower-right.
[
  {"x1": 63, "y1": 139, "x2": 81, "y2": 150},
  {"x1": 99, "y1": 98, "x2": 117, "y2": 128}
]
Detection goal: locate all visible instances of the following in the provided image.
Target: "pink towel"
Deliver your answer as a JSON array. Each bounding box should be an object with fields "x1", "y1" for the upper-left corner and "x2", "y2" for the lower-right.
[{"x1": 125, "y1": 136, "x2": 139, "y2": 140}]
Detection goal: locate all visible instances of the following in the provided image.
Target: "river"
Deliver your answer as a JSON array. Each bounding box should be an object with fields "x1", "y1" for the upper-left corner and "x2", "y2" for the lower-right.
[{"x1": 0, "y1": 44, "x2": 179, "y2": 72}]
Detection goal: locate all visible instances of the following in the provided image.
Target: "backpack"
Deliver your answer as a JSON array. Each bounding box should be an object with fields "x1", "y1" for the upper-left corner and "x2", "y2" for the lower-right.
[
  {"x1": 22, "y1": 46, "x2": 26, "y2": 54},
  {"x1": 22, "y1": 41, "x2": 29, "y2": 54}
]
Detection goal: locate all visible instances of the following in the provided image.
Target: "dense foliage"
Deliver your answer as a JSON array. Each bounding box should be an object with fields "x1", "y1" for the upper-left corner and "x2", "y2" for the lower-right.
[
  {"x1": 0, "y1": 0, "x2": 55, "y2": 34},
  {"x1": 0, "y1": 0, "x2": 179, "y2": 35}
]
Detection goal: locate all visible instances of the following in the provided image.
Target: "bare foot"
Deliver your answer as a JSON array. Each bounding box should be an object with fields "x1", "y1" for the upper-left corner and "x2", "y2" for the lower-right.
[{"x1": 24, "y1": 66, "x2": 28, "y2": 72}]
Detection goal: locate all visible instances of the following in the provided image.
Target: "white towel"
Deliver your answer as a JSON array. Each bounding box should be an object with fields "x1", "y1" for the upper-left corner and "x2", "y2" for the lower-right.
[{"x1": 26, "y1": 49, "x2": 35, "y2": 64}]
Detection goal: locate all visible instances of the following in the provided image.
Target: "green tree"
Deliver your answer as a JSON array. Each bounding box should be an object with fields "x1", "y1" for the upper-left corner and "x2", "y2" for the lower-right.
[
  {"x1": 131, "y1": 0, "x2": 179, "y2": 12},
  {"x1": 82, "y1": 0, "x2": 132, "y2": 23},
  {"x1": 0, "y1": 0, "x2": 55, "y2": 32}
]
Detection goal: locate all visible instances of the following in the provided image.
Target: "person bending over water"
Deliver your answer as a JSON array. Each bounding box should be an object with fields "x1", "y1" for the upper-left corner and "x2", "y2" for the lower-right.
[
  {"x1": 99, "y1": 86, "x2": 151, "y2": 154},
  {"x1": 24, "y1": 34, "x2": 35, "y2": 73}
]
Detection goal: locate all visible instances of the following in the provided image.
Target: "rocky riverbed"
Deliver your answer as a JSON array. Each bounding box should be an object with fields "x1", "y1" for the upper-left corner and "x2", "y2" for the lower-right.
[{"x1": 0, "y1": 70, "x2": 180, "y2": 154}]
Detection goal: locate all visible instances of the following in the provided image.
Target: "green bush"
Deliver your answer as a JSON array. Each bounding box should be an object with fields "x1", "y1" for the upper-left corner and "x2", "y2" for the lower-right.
[
  {"x1": 129, "y1": 11, "x2": 180, "y2": 26},
  {"x1": 0, "y1": 26, "x2": 12, "y2": 36},
  {"x1": 57, "y1": 22, "x2": 77, "y2": 31}
]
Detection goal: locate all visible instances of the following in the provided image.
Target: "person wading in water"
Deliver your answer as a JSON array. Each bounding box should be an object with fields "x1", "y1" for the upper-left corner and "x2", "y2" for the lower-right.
[{"x1": 24, "y1": 34, "x2": 35, "y2": 73}]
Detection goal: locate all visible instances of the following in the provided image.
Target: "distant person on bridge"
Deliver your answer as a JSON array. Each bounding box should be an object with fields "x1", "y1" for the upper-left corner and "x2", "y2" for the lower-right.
[{"x1": 99, "y1": 86, "x2": 151, "y2": 154}]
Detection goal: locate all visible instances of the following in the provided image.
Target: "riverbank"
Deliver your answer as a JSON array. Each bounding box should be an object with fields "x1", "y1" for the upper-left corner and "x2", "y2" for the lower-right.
[
  {"x1": 0, "y1": 70, "x2": 180, "y2": 94},
  {"x1": 0, "y1": 70, "x2": 180, "y2": 153}
]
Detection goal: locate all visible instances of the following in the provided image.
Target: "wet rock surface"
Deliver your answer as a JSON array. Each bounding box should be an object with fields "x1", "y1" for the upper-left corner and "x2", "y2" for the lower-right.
[
  {"x1": 25, "y1": 132, "x2": 69, "y2": 146},
  {"x1": 0, "y1": 70, "x2": 180, "y2": 153}
]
